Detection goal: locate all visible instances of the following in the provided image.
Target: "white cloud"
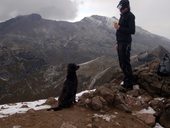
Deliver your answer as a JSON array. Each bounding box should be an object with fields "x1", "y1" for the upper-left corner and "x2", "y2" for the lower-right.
[
  {"x1": 0, "y1": 0, "x2": 169, "y2": 39},
  {"x1": 76, "y1": 0, "x2": 170, "y2": 39},
  {"x1": 75, "y1": 0, "x2": 119, "y2": 20},
  {"x1": 130, "y1": 0, "x2": 170, "y2": 38},
  {"x1": 0, "y1": 0, "x2": 78, "y2": 21}
]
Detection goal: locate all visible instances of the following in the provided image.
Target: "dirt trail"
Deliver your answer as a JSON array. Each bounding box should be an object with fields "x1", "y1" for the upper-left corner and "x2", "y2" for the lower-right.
[{"x1": 0, "y1": 105, "x2": 149, "y2": 128}]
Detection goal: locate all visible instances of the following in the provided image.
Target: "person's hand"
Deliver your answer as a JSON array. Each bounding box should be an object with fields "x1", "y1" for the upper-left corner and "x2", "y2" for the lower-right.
[
  {"x1": 115, "y1": 44, "x2": 118, "y2": 49},
  {"x1": 113, "y1": 22, "x2": 120, "y2": 30},
  {"x1": 113, "y1": 43, "x2": 117, "y2": 50}
]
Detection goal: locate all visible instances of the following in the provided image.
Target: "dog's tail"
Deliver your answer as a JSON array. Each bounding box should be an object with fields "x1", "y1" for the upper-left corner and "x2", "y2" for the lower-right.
[{"x1": 47, "y1": 106, "x2": 63, "y2": 111}]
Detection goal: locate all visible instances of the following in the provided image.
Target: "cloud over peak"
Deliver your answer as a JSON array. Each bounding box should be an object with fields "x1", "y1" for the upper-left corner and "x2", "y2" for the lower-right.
[{"x1": 0, "y1": 0, "x2": 78, "y2": 21}]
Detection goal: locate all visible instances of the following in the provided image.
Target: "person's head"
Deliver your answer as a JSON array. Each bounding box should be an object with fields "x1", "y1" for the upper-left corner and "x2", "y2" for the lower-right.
[{"x1": 117, "y1": 0, "x2": 130, "y2": 13}]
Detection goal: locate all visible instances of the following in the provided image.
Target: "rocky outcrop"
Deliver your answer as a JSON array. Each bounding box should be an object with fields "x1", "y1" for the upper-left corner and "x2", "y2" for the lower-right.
[
  {"x1": 78, "y1": 83, "x2": 159, "y2": 127},
  {"x1": 159, "y1": 99, "x2": 170, "y2": 128},
  {"x1": 78, "y1": 86, "x2": 116, "y2": 111},
  {"x1": 77, "y1": 71, "x2": 170, "y2": 127},
  {"x1": 134, "y1": 60, "x2": 170, "y2": 96},
  {"x1": 78, "y1": 84, "x2": 152, "y2": 111}
]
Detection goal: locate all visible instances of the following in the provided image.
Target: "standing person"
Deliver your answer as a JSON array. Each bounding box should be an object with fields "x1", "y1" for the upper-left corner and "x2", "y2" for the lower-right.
[{"x1": 114, "y1": 0, "x2": 135, "y2": 91}]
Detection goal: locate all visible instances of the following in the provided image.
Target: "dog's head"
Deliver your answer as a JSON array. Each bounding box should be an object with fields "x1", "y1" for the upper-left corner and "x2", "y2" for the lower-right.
[{"x1": 67, "y1": 63, "x2": 79, "y2": 72}]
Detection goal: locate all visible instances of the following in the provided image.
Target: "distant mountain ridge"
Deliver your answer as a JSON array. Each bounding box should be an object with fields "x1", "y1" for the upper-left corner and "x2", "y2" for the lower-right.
[{"x1": 0, "y1": 13, "x2": 170, "y2": 65}]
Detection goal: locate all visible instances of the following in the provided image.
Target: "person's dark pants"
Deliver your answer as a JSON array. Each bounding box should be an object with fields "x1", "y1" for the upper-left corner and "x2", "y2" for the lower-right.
[{"x1": 117, "y1": 42, "x2": 134, "y2": 88}]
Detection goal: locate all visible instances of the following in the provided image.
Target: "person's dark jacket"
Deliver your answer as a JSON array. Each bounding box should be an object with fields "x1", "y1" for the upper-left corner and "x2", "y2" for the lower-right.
[{"x1": 116, "y1": 10, "x2": 135, "y2": 43}]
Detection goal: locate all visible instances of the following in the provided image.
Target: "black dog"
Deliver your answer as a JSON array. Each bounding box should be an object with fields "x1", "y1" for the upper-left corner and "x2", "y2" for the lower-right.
[{"x1": 47, "y1": 63, "x2": 79, "y2": 111}]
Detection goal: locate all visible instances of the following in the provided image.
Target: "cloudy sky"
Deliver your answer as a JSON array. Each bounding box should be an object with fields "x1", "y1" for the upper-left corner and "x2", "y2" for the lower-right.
[{"x1": 0, "y1": 0, "x2": 170, "y2": 39}]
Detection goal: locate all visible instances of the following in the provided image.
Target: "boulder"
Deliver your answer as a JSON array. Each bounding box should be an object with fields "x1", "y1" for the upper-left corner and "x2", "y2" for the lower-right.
[
  {"x1": 27, "y1": 109, "x2": 36, "y2": 113},
  {"x1": 21, "y1": 105, "x2": 29, "y2": 108},
  {"x1": 139, "y1": 95, "x2": 153, "y2": 104},
  {"x1": 78, "y1": 98, "x2": 91, "y2": 108},
  {"x1": 60, "y1": 122, "x2": 77, "y2": 128},
  {"x1": 114, "y1": 93, "x2": 132, "y2": 113},
  {"x1": 13, "y1": 125, "x2": 21, "y2": 128},
  {"x1": 159, "y1": 106, "x2": 170, "y2": 128},
  {"x1": 44, "y1": 97, "x2": 57, "y2": 106},
  {"x1": 127, "y1": 89, "x2": 140, "y2": 97},
  {"x1": 91, "y1": 96, "x2": 107, "y2": 111},
  {"x1": 115, "y1": 103, "x2": 132, "y2": 113},
  {"x1": 86, "y1": 124, "x2": 92, "y2": 128},
  {"x1": 149, "y1": 99, "x2": 164, "y2": 116},
  {"x1": 80, "y1": 92, "x2": 94, "y2": 99},
  {"x1": 95, "y1": 86, "x2": 115, "y2": 104},
  {"x1": 78, "y1": 92, "x2": 94, "y2": 107},
  {"x1": 136, "y1": 113, "x2": 156, "y2": 127},
  {"x1": 78, "y1": 86, "x2": 115, "y2": 111},
  {"x1": 0, "y1": 106, "x2": 6, "y2": 109}
]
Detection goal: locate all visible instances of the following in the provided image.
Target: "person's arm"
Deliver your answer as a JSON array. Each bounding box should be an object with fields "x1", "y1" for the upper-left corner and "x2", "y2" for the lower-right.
[{"x1": 118, "y1": 15, "x2": 135, "y2": 34}]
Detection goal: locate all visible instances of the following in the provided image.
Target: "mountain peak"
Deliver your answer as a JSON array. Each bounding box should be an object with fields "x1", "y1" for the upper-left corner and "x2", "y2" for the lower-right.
[
  {"x1": 15, "y1": 13, "x2": 42, "y2": 21},
  {"x1": 0, "y1": 13, "x2": 42, "y2": 30},
  {"x1": 91, "y1": 15, "x2": 118, "y2": 21},
  {"x1": 82, "y1": 15, "x2": 117, "y2": 22},
  {"x1": 81, "y1": 15, "x2": 117, "y2": 28}
]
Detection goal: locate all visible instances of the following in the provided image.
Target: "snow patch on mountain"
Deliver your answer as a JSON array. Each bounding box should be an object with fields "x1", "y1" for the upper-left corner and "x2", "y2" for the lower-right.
[{"x1": 82, "y1": 15, "x2": 118, "y2": 28}]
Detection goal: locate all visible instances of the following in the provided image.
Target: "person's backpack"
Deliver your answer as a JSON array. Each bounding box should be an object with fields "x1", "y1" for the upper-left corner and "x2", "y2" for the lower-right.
[{"x1": 157, "y1": 54, "x2": 170, "y2": 76}]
